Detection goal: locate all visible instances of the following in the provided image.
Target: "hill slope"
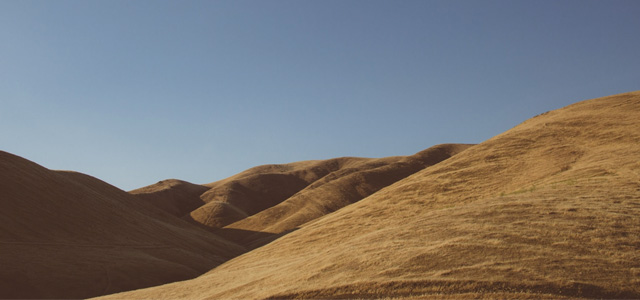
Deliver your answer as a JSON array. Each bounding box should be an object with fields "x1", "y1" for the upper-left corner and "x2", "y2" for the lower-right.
[
  {"x1": 133, "y1": 144, "x2": 470, "y2": 249},
  {"x1": 189, "y1": 157, "x2": 370, "y2": 230},
  {"x1": 129, "y1": 179, "x2": 208, "y2": 217},
  {"x1": 220, "y1": 143, "x2": 472, "y2": 248},
  {"x1": 100, "y1": 91, "x2": 640, "y2": 299},
  {"x1": 0, "y1": 153, "x2": 245, "y2": 299}
]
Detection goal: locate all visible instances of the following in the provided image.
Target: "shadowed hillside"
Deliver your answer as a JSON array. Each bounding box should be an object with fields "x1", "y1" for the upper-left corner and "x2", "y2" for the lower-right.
[
  {"x1": 130, "y1": 179, "x2": 208, "y2": 217},
  {"x1": 133, "y1": 144, "x2": 470, "y2": 249},
  {"x1": 220, "y1": 143, "x2": 472, "y2": 248},
  {"x1": 0, "y1": 154, "x2": 245, "y2": 299},
  {"x1": 130, "y1": 144, "x2": 471, "y2": 248},
  {"x1": 189, "y1": 157, "x2": 370, "y2": 229},
  {"x1": 0, "y1": 143, "x2": 469, "y2": 299},
  {"x1": 99, "y1": 92, "x2": 640, "y2": 299}
]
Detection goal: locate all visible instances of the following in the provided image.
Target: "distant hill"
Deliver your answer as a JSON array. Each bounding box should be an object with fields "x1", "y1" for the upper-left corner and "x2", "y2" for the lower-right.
[
  {"x1": 192, "y1": 157, "x2": 373, "y2": 230},
  {"x1": 98, "y1": 92, "x2": 640, "y2": 299},
  {"x1": 219, "y1": 143, "x2": 472, "y2": 248},
  {"x1": 130, "y1": 179, "x2": 208, "y2": 217},
  {"x1": 132, "y1": 144, "x2": 471, "y2": 249}
]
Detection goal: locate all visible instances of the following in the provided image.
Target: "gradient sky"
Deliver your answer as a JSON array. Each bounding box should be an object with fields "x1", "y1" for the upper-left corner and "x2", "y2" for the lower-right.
[{"x1": 1, "y1": 0, "x2": 639, "y2": 190}]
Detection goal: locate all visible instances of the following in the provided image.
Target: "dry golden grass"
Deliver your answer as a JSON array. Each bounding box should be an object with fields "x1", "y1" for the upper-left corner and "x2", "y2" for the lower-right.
[
  {"x1": 218, "y1": 143, "x2": 471, "y2": 248},
  {"x1": 3, "y1": 91, "x2": 638, "y2": 299},
  {"x1": 0, "y1": 130, "x2": 469, "y2": 299},
  {"x1": 97, "y1": 91, "x2": 640, "y2": 299},
  {"x1": 151, "y1": 144, "x2": 470, "y2": 249},
  {"x1": 190, "y1": 157, "x2": 375, "y2": 230}
]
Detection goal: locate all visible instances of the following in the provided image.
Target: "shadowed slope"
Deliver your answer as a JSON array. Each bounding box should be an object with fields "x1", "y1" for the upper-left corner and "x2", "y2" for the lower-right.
[
  {"x1": 0, "y1": 153, "x2": 245, "y2": 299},
  {"x1": 188, "y1": 157, "x2": 371, "y2": 229},
  {"x1": 130, "y1": 179, "x2": 208, "y2": 217},
  {"x1": 100, "y1": 91, "x2": 640, "y2": 299},
  {"x1": 221, "y1": 143, "x2": 473, "y2": 248}
]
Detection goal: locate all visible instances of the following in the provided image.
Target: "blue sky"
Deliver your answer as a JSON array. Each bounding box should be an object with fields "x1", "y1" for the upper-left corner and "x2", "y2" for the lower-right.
[{"x1": 1, "y1": 0, "x2": 639, "y2": 190}]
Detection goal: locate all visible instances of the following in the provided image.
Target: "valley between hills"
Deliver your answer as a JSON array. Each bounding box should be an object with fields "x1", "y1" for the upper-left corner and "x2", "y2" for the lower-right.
[{"x1": 1, "y1": 91, "x2": 639, "y2": 299}]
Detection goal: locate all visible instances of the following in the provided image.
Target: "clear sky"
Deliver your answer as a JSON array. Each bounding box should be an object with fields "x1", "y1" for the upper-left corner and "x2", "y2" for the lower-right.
[{"x1": 1, "y1": 0, "x2": 639, "y2": 190}]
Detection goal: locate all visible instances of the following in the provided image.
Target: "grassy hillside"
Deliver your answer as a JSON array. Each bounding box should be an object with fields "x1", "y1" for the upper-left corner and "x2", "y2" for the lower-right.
[
  {"x1": 133, "y1": 144, "x2": 470, "y2": 249},
  {"x1": 0, "y1": 153, "x2": 244, "y2": 299},
  {"x1": 130, "y1": 179, "x2": 209, "y2": 217},
  {"x1": 99, "y1": 91, "x2": 640, "y2": 299},
  {"x1": 220, "y1": 143, "x2": 472, "y2": 248}
]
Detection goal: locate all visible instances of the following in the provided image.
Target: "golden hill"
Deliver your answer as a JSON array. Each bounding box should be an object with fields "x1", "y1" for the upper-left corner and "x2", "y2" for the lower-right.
[
  {"x1": 190, "y1": 157, "x2": 371, "y2": 230},
  {"x1": 133, "y1": 144, "x2": 470, "y2": 249},
  {"x1": 0, "y1": 153, "x2": 245, "y2": 299},
  {"x1": 0, "y1": 141, "x2": 470, "y2": 298},
  {"x1": 219, "y1": 144, "x2": 472, "y2": 248},
  {"x1": 98, "y1": 91, "x2": 640, "y2": 299}
]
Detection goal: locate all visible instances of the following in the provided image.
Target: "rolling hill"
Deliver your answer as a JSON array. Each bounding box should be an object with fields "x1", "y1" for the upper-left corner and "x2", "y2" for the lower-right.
[
  {"x1": 191, "y1": 157, "x2": 372, "y2": 230},
  {"x1": 2, "y1": 91, "x2": 638, "y2": 299},
  {"x1": 129, "y1": 144, "x2": 470, "y2": 250},
  {"x1": 0, "y1": 153, "x2": 245, "y2": 299},
  {"x1": 130, "y1": 179, "x2": 209, "y2": 218},
  {"x1": 98, "y1": 91, "x2": 640, "y2": 299},
  {"x1": 218, "y1": 143, "x2": 472, "y2": 248},
  {"x1": 0, "y1": 138, "x2": 469, "y2": 299}
]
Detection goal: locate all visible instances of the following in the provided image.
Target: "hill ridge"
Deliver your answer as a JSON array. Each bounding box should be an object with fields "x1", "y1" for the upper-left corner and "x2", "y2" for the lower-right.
[
  {"x1": 219, "y1": 143, "x2": 473, "y2": 248},
  {"x1": 132, "y1": 144, "x2": 472, "y2": 249}
]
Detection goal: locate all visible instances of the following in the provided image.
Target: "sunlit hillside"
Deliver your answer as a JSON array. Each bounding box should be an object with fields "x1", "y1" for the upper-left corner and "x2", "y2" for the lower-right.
[
  {"x1": 1, "y1": 92, "x2": 638, "y2": 299},
  {"x1": 100, "y1": 91, "x2": 640, "y2": 299}
]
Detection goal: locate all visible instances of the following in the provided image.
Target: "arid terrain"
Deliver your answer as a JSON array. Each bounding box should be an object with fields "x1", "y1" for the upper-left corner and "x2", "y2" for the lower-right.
[{"x1": 1, "y1": 91, "x2": 639, "y2": 299}]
